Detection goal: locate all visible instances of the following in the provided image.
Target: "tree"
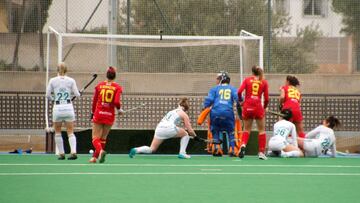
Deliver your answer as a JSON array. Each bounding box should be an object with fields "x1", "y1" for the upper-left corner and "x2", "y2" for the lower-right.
[
  {"x1": 118, "y1": 0, "x2": 320, "y2": 73},
  {"x1": 11, "y1": 0, "x2": 52, "y2": 71},
  {"x1": 332, "y1": 0, "x2": 360, "y2": 71}
]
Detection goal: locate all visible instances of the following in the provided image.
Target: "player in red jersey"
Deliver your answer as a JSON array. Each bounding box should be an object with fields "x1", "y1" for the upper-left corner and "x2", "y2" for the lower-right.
[
  {"x1": 89, "y1": 66, "x2": 123, "y2": 163},
  {"x1": 279, "y1": 75, "x2": 305, "y2": 138},
  {"x1": 237, "y1": 66, "x2": 269, "y2": 160}
]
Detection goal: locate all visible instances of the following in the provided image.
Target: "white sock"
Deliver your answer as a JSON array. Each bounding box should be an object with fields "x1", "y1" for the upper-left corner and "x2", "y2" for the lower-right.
[
  {"x1": 136, "y1": 146, "x2": 152, "y2": 154},
  {"x1": 55, "y1": 134, "x2": 65, "y2": 154},
  {"x1": 179, "y1": 135, "x2": 190, "y2": 154},
  {"x1": 68, "y1": 134, "x2": 77, "y2": 154},
  {"x1": 282, "y1": 150, "x2": 301, "y2": 158}
]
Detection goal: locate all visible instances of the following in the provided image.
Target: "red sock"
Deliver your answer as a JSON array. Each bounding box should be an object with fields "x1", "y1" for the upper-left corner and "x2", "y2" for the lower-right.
[
  {"x1": 100, "y1": 139, "x2": 107, "y2": 149},
  {"x1": 298, "y1": 131, "x2": 305, "y2": 138},
  {"x1": 258, "y1": 133, "x2": 266, "y2": 153},
  {"x1": 242, "y1": 131, "x2": 250, "y2": 146},
  {"x1": 92, "y1": 138, "x2": 102, "y2": 158}
]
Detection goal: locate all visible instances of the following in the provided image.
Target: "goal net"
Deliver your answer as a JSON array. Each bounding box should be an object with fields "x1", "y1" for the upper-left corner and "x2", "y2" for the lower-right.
[{"x1": 46, "y1": 27, "x2": 263, "y2": 130}]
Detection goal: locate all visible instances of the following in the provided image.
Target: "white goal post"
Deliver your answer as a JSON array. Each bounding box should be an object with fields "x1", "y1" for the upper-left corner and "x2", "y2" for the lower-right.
[{"x1": 45, "y1": 26, "x2": 263, "y2": 129}]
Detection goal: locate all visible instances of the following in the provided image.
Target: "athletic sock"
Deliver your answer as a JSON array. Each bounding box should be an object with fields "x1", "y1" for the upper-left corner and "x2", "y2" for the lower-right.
[
  {"x1": 258, "y1": 132, "x2": 266, "y2": 153},
  {"x1": 179, "y1": 135, "x2": 190, "y2": 154},
  {"x1": 136, "y1": 146, "x2": 152, "y2": 154},
  {"x1": 92, "y1": 138, "x2": 102, "y2": 158},
  {"x1": 298, "y1": 131, "x2": 306, "y2": 138},
  {"x1": 242, "y1": 131, "x2": 250, "y2": 146},
  {"x1": 55, "y1": 134, "x2": 65, "y2": 155},
  {"x1": 68, "y1": 134, "x2": 77, "y2": 154},
  {"x1": 100, "y1": 138, "x2": 107, "y2": 150},
  {"x1": 282, "y1": 150, "x2": 301, "y2": 158}
]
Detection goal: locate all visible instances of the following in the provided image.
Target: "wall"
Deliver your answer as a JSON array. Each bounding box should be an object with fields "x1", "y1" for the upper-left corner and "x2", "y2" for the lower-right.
[{"x1": 1, "y1": 71, "x2": 360, "y2": 94}]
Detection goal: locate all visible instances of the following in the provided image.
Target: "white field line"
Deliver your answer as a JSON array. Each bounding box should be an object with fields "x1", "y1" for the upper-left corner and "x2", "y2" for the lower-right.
[
  {"x1": 0, "y1": 163, "x2": 360, "y2": 168},
  {"x1": 0, "y1": 172, "x2": 360, "y2": 176}
]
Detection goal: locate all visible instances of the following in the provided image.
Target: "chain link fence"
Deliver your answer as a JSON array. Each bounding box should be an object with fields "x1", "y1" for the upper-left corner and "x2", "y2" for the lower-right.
[{"x1": 0, "y1": 0, "x2": 358, "y2": 74}]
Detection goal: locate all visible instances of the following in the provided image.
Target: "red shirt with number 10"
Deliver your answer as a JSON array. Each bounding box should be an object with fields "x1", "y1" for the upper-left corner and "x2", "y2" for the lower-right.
[{"x1": 92, "y1": 81, "x2": 123, "y2": 125}]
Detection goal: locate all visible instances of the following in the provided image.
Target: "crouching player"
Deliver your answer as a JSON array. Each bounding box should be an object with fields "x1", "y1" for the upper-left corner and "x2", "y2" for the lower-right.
[
  {"x1": 203, "y1": 71, "x2": 242, "y2": 157},
  {"x1": 298, "y1": 116, "x2": 340, "y2": 158},
  {"x1": 268, "y1": 109, "x2": 304, "y2": 158},
  {"x1": 90, "y1": 66, "x2": 123, "y2": 163},
  {"x1": 129, "y1": 98, "x2": 196, "y2": 159}
]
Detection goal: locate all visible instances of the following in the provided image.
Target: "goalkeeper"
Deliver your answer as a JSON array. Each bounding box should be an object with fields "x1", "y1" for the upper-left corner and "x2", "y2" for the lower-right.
[{"x1": 203, "y1": 71, "x2": 242, "y2": 156}]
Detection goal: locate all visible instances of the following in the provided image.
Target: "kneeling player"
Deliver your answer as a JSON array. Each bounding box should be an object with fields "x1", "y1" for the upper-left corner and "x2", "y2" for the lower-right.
[
  {"x1": 298, "y1": 116, "x2": 340, "y2": 158},
  {"x1": 129, "y1": 98, "x2": 196, "y2": 159},
  {"x1": 268, "y1": 109, "x2": 304, "y2": 158}
]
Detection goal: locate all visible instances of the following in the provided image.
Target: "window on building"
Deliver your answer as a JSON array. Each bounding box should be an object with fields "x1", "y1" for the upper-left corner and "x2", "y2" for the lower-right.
[
  {"x1": 273, "y1": 0, "x2": 290, "y2": 15},
  {"x1": 304, "y1": 0, "x2": 327, "y2": 17}
]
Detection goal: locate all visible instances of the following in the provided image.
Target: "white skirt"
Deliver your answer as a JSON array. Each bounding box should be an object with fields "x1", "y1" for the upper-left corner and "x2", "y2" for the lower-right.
[
  {"x1": 268, "y1": 136, "x2": 288, "y2": 151},
  {"x1": 154, "y1": 123, "x2": 179, "y2": 140},
  {"x1": 303, "y1": 139, "x2": 322, "y2": 157},
  {"x1": 52, "y1": 103, "x2": 75, "y2": 122}
]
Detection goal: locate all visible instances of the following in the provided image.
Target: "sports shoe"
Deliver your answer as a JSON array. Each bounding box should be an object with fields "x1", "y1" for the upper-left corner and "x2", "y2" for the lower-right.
[
  {"x1": 129, "y1": 148, "x2": 137, "y2": 158},
  {"x1": 258, "y1": 152, "x2": 268, "y2": 160},
  {"x1": 228, "y1": 153, "x2": 236, "y2": 157},
  {"x1": 98, "y1": 150, "x2": 107, "y2": 163},
  {"x1": 89, "y1": 157, "x2": 97, "y2": 163},
  {"x1": 212, "y1": 151, "x2": 223, "y2": 157},
  {"x1": 58, "y1": 154, "x2": 65, "y2": 160},
  {"x1": 25, "y1": 148, "x2": 33, "y2": 154},
  {"x1": 178, "y1": 154, "x2": 191, "y2": 159},
  {"x1": 67, "y1": 153, "x2": 78, "y2": 160},
  {"x1": 238, "y1": 145, "x2": 246, "y2": 159},
  {"x1": 267, "y1": 150, "x2": 281, "y2": 157}
]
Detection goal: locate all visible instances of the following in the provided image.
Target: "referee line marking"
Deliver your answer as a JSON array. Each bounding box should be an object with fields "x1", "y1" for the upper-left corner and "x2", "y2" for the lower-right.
[
  {"x1": 0, "y1": 172, "x2": 360, "y2": 176},
  {"x1": 0, "y1": 163, "x2": 360, "y2": 168}
]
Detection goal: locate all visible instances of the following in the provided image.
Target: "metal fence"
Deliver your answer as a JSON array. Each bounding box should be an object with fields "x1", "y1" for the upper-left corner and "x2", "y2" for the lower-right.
[
  {"x1": 0, "y1": 0, "x2": 359, "y2": 74},
  {"x1": 1, "y1": 91, "x2": 359, "y2": 131}
]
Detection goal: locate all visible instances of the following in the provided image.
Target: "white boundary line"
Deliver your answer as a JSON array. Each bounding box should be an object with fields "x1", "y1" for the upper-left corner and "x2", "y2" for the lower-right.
[
  {"x1": 0, "y1": 172, "x2": 360, "y2": 176},
  {"x1": 0, "y1": 163, "x2": 360, "y2": 168}
]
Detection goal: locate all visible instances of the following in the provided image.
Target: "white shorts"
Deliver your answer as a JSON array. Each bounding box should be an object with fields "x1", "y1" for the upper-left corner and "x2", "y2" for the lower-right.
[
  {"x1": 268, "y1": 136, "x2": 288, "y2": 151},
  {"x1": 154, "y1": 123, "x2": 179, "y2": 140},
  {"x1": 303, "y1": 139, "x2": 322, "y2": 157},
  {"x1": 52, "y1": 103, "x2": 75, "y2": 122}
]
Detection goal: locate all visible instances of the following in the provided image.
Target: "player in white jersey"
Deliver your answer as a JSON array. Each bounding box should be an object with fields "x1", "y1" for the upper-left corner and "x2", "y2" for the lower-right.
[
  {"x1": 268, "y1": 109, "x2": 304, "y2": 158},
  {"x1": 298, "y1": 116, "x2": 340, "y2": 157},
  {"x1": 129, "y1": 98, "x2": 197, "y2": 159},
  {"x1": 46, "y1": 62, "x2": 81, "y2": 160}
]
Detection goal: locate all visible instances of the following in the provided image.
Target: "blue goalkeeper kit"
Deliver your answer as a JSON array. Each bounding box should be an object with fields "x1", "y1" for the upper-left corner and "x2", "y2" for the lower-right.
[{"x1": 203, "y1": 84, "x2": 240, "y2": 153}]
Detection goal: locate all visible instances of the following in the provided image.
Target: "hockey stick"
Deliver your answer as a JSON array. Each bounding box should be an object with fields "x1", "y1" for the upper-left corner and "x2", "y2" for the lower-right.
[
  {"x1": 193, "y1": 136, "x2": 223, "y2": 144},
  {"x1": 123, "y1": 103, "x2": 146, "y2": 113},
  {"x1": 266, "y1": 109, "x2": 285, "y2": 117},
  {"x1": 72, "y1": 74, "x2": 98, "y2": 101}
]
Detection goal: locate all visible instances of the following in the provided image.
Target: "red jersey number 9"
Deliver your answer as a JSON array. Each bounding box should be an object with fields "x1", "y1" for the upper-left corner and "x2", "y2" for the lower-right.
[
  {"x1": 100, "y1": 89, "x2": 115, "y2": 103},
  {"x1": 287, "y1": 87, "x2": 300, "y2": 100},
  {"x1": 252, "y1": 82, "x2": 260, "y2": 96}
]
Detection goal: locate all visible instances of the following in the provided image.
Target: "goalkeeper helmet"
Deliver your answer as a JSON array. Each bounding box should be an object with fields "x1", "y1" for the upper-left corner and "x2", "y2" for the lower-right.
[{"x1": 217, "y1": 71, "x2": 230, "y2": 84}]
